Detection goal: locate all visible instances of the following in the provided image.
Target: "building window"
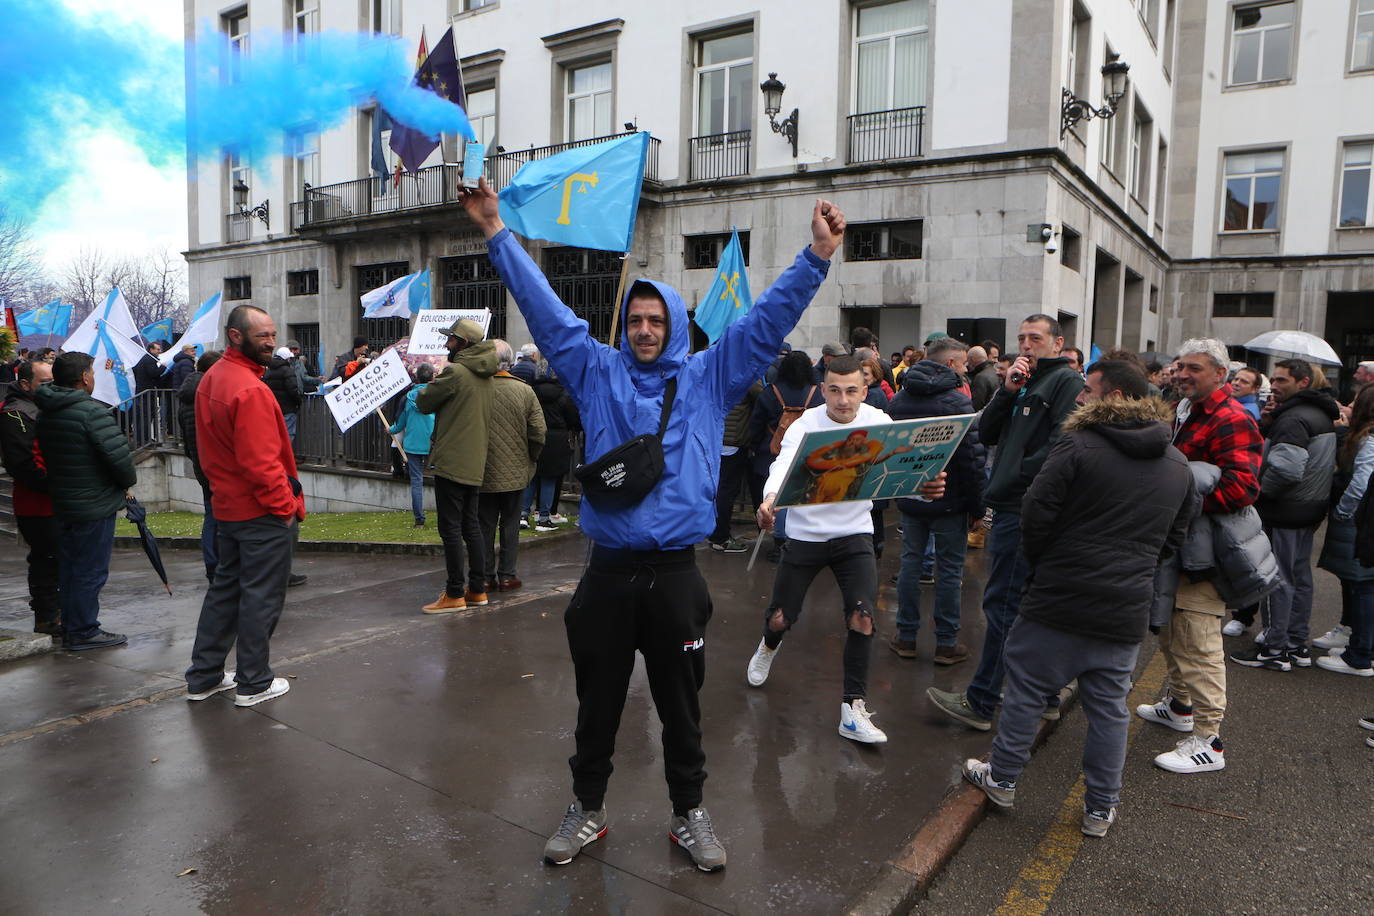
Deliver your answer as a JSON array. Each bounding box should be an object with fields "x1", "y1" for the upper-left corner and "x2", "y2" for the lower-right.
[
  {"x1": 293, "y1": 0, "x2": 318, "y2": 42},
  {"x1": 464, "y1": 0, "x2": 496, "y2": 9},
  {"x1": 222, "y1": 8, "x2": 247, "y2": 83},
  {"x1": 357, "y1": 262, "x2": 410, "y2": 347},
  {"x1": 1163, "y1": 0, "x2": 1177, "y2": 76},
  {"x1": 845, "y1": 220, "x2": 923, "y2": 261},
  {"x1": 566, "y1": 62, "x2": 612, "y2": 141},
  {"x1": 854, "y1": 0, "x2": 929, "y2": 114},
  {"x1": 1155, "y1": 138, "x2": 1169, "y2": 229},
  {"x1": 1060, "y1": 226, "x2": 1082, "y2": 271},
  {"x1": 684, "y1": 232, "x2": 751, "y2": 269},
  {"x1": 1129, "y1": 104, "x2": 1152, "y2": 202},
  {"x1": 467, "y1": 86, "x2": 496, "y2": 149},
  {"x1": 695, "y1": 31, "x2": 753, "y2": 137},
  {"x1": 289, "y1": 129, "x2": 319, "y2": 197},
  {"x1": 1355, "y1": 0, "x2": 1374, "y2": 71},
  {"x1": 441, "y1": 255, "x2": 507, "y2": 339},
  {"x1": 1223, "y1": 149, "x2": 1284, "y2": 231},
  {"x1": 370, "y1": 0, "x2": 400, "y2": 35},
  {"x1": 543, "y1": 247, "x2": 622, "y2": 342},
  {"x1": 225, "y1": 276, "x2": 252, "y2": 300},
  {"x1": 287, "y1": 323, "x2": 321, "y2": 375},
  {"x1": 1067, "y1": 4, "x2": 1091, "y2": 100},
  {"x1": 1230, "y1": 2, "x2": 1294, "y2": 85},
  {"x1": 1340, "y1": 141, "x2": 1374, "y2": 227},
  {"x1": 287, "y1": 269, "x2": 319, "y2": 296},
  {"x1": 1213, "y1": 292, "x2": 1275, "y2": 317}
]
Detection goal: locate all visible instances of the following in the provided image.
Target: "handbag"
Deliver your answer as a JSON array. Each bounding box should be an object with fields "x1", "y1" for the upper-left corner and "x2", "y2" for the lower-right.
[{"x1": 575, "y1": 378, "x2": 677, "y2": 509}]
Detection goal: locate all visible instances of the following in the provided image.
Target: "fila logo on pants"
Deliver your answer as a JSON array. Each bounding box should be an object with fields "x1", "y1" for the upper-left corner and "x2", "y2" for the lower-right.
[{"x1": 682, "y1": 637, "x2": 705, "y2": 652}]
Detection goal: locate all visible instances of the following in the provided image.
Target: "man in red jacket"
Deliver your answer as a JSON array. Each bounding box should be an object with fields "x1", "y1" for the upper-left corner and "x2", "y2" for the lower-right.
[
  {"x1": 0, "y1": 358, "x2": 61, "y2": 636},
  {"x1": 185, "y1": 305, "x2": 305, "y2": 708}
]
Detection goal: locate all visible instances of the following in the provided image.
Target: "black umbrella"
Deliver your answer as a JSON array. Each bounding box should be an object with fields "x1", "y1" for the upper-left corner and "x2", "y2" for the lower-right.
[{"x1": 124, "y1": 496, "x2": 172, "y2": 596}]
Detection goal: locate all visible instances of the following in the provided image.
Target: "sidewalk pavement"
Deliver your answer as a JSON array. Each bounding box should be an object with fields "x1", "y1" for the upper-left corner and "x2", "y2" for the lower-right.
[{"x1": 0, "y1": 524, "x2": 1016, "y2": 913}]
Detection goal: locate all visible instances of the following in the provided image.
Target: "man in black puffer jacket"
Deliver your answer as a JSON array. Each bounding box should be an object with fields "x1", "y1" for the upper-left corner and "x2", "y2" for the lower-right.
[
  {"x1": 263, "y1": 348, "x2": 303, "y2": 443},
  {"x1": 179, "y1": 350, "x2": 223, "y2": 581},
  {"x1": 1231, "y1": 358, "x2": 1339, "y2": 670},
  {"x1": 961, "y1": 361, "x2": 1194, "y2": 837},
  {"x1": 887, "y1": 346, "x2": 985, "y2": 664},
  {"x1": 34, "y1": 352, "x2": 138, "y2": 651}
]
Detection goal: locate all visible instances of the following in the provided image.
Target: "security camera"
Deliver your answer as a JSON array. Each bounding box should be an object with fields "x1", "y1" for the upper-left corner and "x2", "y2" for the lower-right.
[{"x1": 1044, "y1": 231, "x2": 1059, "y2": 255}]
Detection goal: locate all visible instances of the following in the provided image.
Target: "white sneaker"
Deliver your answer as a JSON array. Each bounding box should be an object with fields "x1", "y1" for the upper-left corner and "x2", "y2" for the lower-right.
[
  {"x1": 1313, "y1": 625, "x2": 1352, "y2": 649},
  {"x1": 550, "y1": 514, "x2": 568, "y2": 524},
  {"x1": 1254, "y1": 627, "x2": 1269, "y2": 645},
  {"x1": 187, "y1": 671, "x2": 236, "y2": 701},
  {"x1": 1221, "y1": 619, "x2": 1245, "y2": 637},
  {"x1": 1154, "y1": 734, "x2": 1225, "y2": 773},
  {"x1": 839, "y1": 699, "x2": 888, "y2": 744},
  {"x1": 1135, "y1": 699, "x2": 1194, "y2": 732},
  {"x1": 519, "y1": 517, "x2": 529, "y2": 529},
  {"x1": 1315, "y1": 654, "x2": 1374, "y2": 677},
  {"x1": 746, "y1": 639, "x2": 776, "y2": 687},
  {"x1": 235, "y1": 677, "x2": 291, "y2": 707}
]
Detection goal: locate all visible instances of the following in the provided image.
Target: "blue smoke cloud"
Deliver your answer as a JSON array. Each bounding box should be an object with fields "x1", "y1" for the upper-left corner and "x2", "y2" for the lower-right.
[{"x1": 0, "y1": 0, "x2": 472, "y2": 219}]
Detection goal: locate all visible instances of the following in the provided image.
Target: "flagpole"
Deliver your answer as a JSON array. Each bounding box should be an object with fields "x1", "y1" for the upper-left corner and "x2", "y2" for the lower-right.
[{"x1": 607, "y1": 251, "x2": 632, "y2": 348}]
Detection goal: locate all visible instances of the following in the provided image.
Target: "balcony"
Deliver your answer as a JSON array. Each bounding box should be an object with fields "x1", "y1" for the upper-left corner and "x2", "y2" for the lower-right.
[
  {"x1": 225, "y1": 211, "x2": 254, "y2": 243},
  {"x1": 846, "y1": 106, "x2": 925, "y2": 165},
  {"x1": 290, "y1": 133, "x2": 661, "y2": 233},
  {"x1": 688, "y1": 129, "x2": 750, "y2": 181}
]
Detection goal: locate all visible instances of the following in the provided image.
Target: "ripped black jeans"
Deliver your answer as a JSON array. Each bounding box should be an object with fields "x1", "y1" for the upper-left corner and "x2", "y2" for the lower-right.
[{"x1": 763, "y1": 533, "x2": 878, "y2": 702}]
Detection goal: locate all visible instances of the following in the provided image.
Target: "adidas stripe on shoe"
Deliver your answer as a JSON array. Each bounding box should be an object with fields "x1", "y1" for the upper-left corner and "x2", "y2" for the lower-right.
[
  {"x1": 1154, "y1": 734, "x2": 1225, "y2": 773},
  {"x1": 1134, "y1": 699, "x2": 1194, "y2": 732}
]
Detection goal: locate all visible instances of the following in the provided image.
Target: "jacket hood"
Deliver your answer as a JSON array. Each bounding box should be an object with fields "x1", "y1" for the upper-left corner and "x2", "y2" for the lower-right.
[
  {"x1": 1275, "y1": 387, "x2": 1341, "y2": 420},
  {"x1": 32, "y1": 384, "x2": 88, "y2": 412},
  {"x1": 901, "y1": 359, "x2": 960, "y2": 395},
  {"x1": 453, "y1": 340, "x2": 500, "y2": 378},
  {"x1": 1062, "y1": 396, "x2": 1175, "y2": 459},
  {"x1": 173, "y1": 350, "x2": 194, "y2": 364},
  {"x1": 619, "y1": 279, "x2": 689, "y2": 384}
]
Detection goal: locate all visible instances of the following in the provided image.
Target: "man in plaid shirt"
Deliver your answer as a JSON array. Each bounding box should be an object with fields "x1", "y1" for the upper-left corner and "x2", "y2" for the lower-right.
[{"x1": 1136, "y1": 338, "x2": 1263, "y2": 774}]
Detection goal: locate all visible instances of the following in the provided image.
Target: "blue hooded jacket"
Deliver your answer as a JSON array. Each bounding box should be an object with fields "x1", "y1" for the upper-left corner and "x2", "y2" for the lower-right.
[{"x1": 486, "y1": 228, "x2": 829, "y2": 549}]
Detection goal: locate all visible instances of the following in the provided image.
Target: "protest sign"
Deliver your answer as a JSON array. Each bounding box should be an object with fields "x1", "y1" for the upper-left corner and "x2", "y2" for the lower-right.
[
  {"x1": 408, "y1": 308, "x2": 491, "y2": 355},
  {"x1": 773, "y1": 414, "x2": 974, "y2": 508},
  {"x1": 324, "y1": 348, "x2": 412, "y2": 433}
]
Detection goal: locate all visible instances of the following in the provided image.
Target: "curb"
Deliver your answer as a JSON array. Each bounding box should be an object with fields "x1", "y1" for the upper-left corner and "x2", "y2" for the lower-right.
[
  {"x1": 113, "y1": 525, "x2": 584, "y2": 557},
  {"x1": 0, "y1": 628, "x2": 54, "y2": 661},
  {"x1": 845, "y1": 683, "x2": 1081, "y2": 915}
]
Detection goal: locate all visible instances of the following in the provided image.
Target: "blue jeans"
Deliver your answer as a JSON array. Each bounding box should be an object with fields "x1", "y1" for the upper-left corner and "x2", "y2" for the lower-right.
[
  {"x1": 896, "y1": 513, "x2": 968, "y2": 646},
  {"x1": 523, "y1": 476, "x2": 558, "y2": 521},
  {"x1": 57, "y1": 514, "x2": 116, "y2": 641},
  {"x1": 1343, "y1": 579, "x2": 1374, "y2": 669},
  {"x1": 407, "y1": 454, "x2": 427, "y2": 522},
  {"x1": 283, "y1": 411, "x2": 298, "y2": 442},
  {"x1": 966, "y1": 511, "x2": 1029, "y2": 719}
]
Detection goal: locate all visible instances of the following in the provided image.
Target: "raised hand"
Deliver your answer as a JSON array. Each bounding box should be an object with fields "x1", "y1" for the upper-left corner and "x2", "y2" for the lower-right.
[
  {"x1": 809, "y1": 198, "x2": 846, "y2": 261},
  {"x1": 459, "y1": 177, "x2": 505, "y2": 239}
]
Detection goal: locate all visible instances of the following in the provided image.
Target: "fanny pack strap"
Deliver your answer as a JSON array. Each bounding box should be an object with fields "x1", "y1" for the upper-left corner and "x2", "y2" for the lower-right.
[{"x1": 656, "y1": 377, "x2": 678, "y2": 439}]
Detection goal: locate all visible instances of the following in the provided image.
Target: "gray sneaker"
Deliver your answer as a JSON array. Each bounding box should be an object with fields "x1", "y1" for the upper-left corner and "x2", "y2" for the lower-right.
[
  {"x1": 962, "y1": 759, "x2": 1015, "y2": 808},
  {"x1": 543, "y1": 802, "x2": 608, "y2": 866},
  {"x1": 668, "y1": 807, "x2": 727, "y2": 872},
  {"x1": 926, "y1": 687, "x2": 992, "y2": 731},
  {"x1": 1082, "y1": 805, "x2": 1116, "y2": 838}
]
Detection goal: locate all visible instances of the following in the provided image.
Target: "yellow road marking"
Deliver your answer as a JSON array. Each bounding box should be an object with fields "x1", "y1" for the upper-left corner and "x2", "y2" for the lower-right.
[{"x1": 993, "y1": 648, "x2": 1167, "y2": 916}]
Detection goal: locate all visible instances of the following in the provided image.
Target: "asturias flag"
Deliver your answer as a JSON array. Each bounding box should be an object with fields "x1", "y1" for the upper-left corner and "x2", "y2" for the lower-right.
[
  {"x1": 360, "y1": 269, "x2": 430, "y2": 318},
  {"x1": 140, "y1": 317, "x2": 175, "y2": 345},
  {"x1": 692, "y1": 230, "x2": 753, "y2": 345},
  {"x1": 498, "y1": 131, "x2": 650, "y2": 253},
  {"x1": 16, "y1": 300, "x2": 72, "y2": 337},
  {"x1": 390, "y1": 27, "x2": 468, "y2": 172}
]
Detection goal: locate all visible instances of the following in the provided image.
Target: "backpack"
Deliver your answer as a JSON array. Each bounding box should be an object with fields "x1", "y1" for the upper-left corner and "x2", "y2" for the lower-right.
[{"x1": 769, "y1": 384, "x2": 815, "y2": 455}]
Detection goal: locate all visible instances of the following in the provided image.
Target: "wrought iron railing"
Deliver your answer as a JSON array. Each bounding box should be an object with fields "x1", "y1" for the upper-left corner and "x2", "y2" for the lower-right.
[
  {"x1": 291, "y1": 133, "x2": 661, "y2": 231},
  {"x1": 688, "y1": 129, "x2": 751, "y2": 181},
  {"x1": 118, "y1": 390, "x2": 181, "y2": 454},
  {"x1": 226, "y1": 211, "x2": 254, "y2": 243},
  {"x1": 846, "y1": 106, "x2": 926, "y2": 164}
]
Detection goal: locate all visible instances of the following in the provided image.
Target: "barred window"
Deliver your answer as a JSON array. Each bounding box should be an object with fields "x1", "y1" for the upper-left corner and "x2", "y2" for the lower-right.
[
  {"x1": 356, "y1": 261, "x2": 410, "y2": 348},
  {"x1": 441, "y1": 254, "x2": 507, "y2": 340},
  {"x1": 225, "y1": 276, "x2": 252, "y2": 300},
  {"x1": 1213, "y1": 292, "x2": 1274, "y2": 317},
  {"x1": 287, "y1": 269, "x2": 319, "y2": 296},
  {"x1": 845, "y1": 220, "x2": 922, "y2": 261},
  {"x1": 684, "y1": 232, "x2": 751, "y2": 269}
]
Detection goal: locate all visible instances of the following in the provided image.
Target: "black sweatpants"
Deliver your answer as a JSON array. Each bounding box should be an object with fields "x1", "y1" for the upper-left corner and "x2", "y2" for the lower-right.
[
  {"x1": 565, "y1": 545, "x2": 712, "y2": 815},
  {"x1": 763, "y1": 533, "x2": 877, "y2": 702},
  {"x1": 15, "y1": 514, "x2": 60, "y2": 628},
  {"x1": 434, "y1": 476, "x2": 484, "y2": 596}
]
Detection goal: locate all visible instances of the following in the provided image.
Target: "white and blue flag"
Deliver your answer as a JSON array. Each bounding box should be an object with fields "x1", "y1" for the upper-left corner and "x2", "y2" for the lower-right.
[
  {"x1": 90, "y1": 319, "x2": 146, "y2": 409},
  {"x1": 65, "y1": 288, "x2": 140, "y2": 355},
  {"x1": 360, "y1": 269, "x2": 430, "y2": 318},
  {"x1": 159, "y1": 292, "x2": 223, "y2": 371}
]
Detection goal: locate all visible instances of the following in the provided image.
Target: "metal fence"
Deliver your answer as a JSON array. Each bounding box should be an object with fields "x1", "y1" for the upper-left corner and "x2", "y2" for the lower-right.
[
  {"x1": 847, "y1": 106, "x2": 926, "y2": 165},
  {"x1": 121, "y1": 390, "x2": 182, "y2": 453},
  {"x1": 688, "y1": 129, "x2": 751, "y2": 181}
]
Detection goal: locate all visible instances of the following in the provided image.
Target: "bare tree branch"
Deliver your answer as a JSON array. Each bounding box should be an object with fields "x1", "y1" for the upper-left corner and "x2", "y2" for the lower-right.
[{"x1": 0, "y1": 208, "x2": 42, "y2": 304}]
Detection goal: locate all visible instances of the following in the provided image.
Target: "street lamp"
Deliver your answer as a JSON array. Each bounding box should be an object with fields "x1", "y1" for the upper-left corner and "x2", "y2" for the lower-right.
[
  {"x1": 760, "y1": 72, "x2": 799, "y2": 158},
  {"x1": 1060, "y1": 52, "x2": 1131, "y2": 138}
]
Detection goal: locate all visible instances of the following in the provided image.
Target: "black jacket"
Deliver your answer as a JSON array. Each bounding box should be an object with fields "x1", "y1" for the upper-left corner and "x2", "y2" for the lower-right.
[
  {"x1": 1018, "y1": 397, "x2": 1195, "y2": 643},
  {"x1": 888, "y1": 360, "x2": 985, "y2": 517},
  {"x1": 170, "y1": 350, "x2": 197, "y2": 390},
  {"x1": 531, "y1": 375, "x2": 581, "y2": 478},
  {"x1": 1256, "y1": 388, "x2": 1339, "y2": 529},
  {"x1": 979, "y1": 356, "x2": 1082, "y2": 512},
  {"x1": 263, "y1": 356, "x2": 303, "y2": 414},
  {"x1": 748, "y1": 379, "x2": 823, "y2": 476},
  {"x1": 178, "y1": 371, "x2": 209, "y2": 489},
  {"x1": 133, "y1": 352, "x2": 167, "y2": 394},
  {"x1": 968, "y1": 359, "x2": 999, "y2": 411},
  {"x1": 33, "y1": 384, "x2": 137, "y2": 521}
]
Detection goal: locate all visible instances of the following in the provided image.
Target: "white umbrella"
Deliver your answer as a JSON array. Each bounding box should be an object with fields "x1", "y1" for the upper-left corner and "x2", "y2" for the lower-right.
[{"x1": 1242, "y1": 330, "x2": 1341, "y2": 367}]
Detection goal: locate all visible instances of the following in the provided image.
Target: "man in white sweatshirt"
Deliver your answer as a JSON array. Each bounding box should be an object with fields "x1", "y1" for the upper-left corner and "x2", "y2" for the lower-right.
[{"x1": 748, "y1": 354, "x2": 924, "y2": 744}]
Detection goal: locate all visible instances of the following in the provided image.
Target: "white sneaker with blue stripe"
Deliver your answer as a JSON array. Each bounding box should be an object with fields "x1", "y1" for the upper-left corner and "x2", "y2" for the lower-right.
[
  {"x1": 1154, "y1": 734, "x2": 1225, "y2": 773},
  {"x1": 839, "y1": 699, "x2": 887, "y2": 744}
]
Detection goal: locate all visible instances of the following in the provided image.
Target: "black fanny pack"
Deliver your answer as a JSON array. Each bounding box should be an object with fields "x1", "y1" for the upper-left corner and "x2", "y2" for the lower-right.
[{"x1": 575, "y1": 378, "x2": 677, "y2": 509}]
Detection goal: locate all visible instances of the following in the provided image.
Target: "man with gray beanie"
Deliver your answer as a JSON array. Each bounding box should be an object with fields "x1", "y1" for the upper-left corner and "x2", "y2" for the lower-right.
[{"x1": 416, "y1": 318, "x2": 499, "y2": 613}]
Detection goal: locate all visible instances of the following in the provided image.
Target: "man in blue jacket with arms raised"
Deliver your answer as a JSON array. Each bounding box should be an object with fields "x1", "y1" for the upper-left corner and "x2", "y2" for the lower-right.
[{"x1": 460, "y1": 178, "x2": 846, "y2": 872}]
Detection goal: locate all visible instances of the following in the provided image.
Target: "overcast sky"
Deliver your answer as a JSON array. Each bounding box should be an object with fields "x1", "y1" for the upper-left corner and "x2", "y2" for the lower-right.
[{"x1": 36, "y1": 0, "x2": 187, "y2": 274}]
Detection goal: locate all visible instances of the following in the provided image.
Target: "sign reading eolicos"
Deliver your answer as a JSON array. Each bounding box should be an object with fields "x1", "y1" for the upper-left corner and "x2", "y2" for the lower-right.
[
  {"x1": 408, "y1": 308, "x2": 492, "y2": 356},
  {"x1": 324, "y1": 348, "x2": 412, "y2": 432}
]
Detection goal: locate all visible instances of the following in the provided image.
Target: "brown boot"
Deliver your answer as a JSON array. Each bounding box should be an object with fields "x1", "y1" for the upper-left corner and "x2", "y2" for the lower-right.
[
  {"x1": 934, "y1": 643, "x2": 970, "y2": 665},
  {"x1": 422, "y1": 591, "x2": 466, "y2": 614},
  {"x1": 966, "y1": 529, "x2": 985, "y2": 549},
  {"x1": 464, "y1": 589, "x2": 489, "y2": 606},
  {"x1": 888, "y1": 635, "x2": 917, "y2": 659}
]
